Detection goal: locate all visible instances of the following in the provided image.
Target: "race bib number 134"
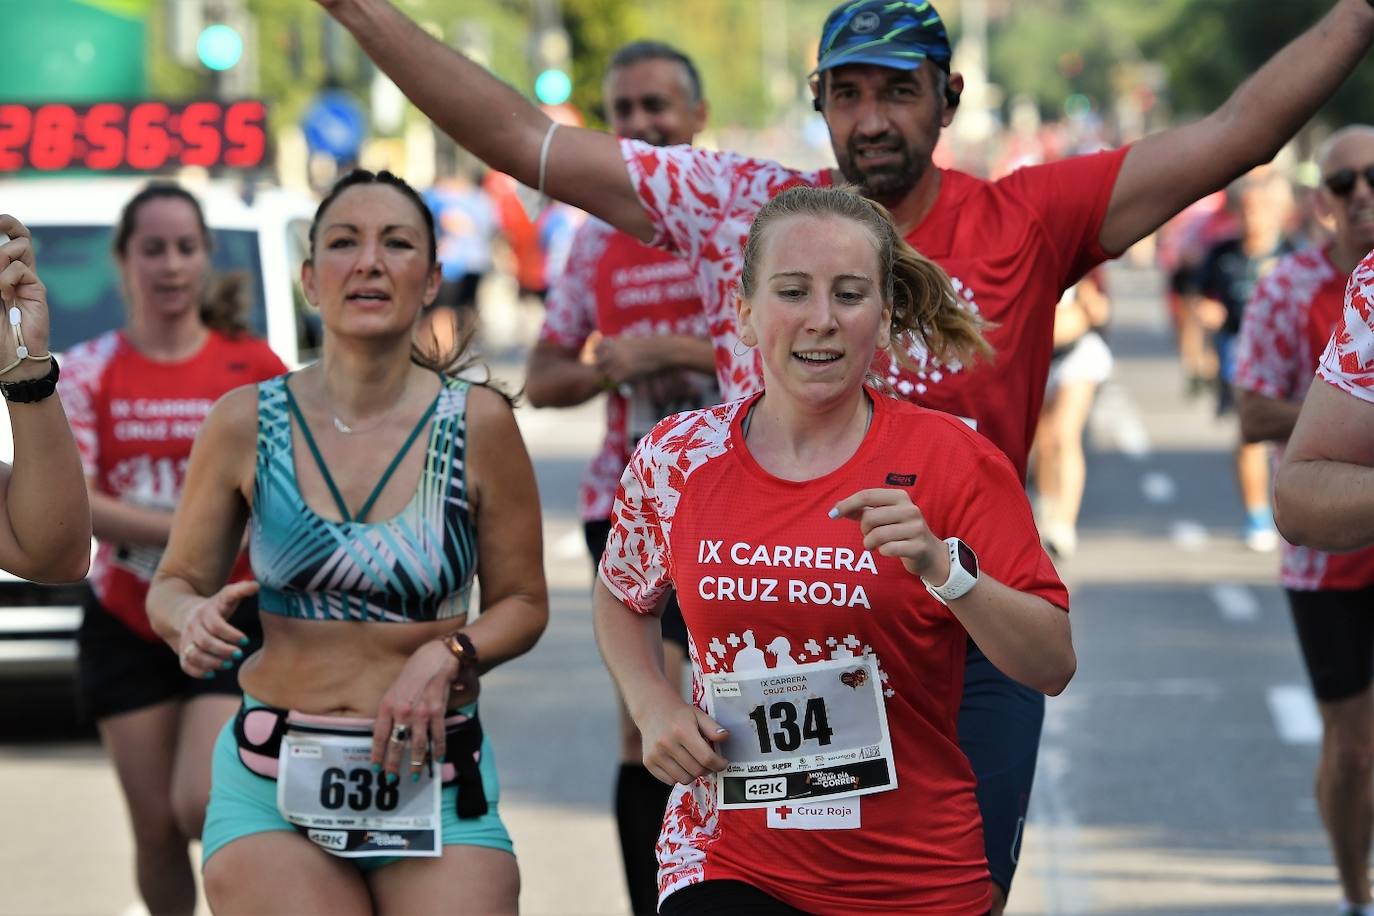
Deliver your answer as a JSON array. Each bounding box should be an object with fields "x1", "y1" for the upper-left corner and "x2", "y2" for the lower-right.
[{"x1": 704, "y1": 655, "x2": 897, "y2": 809}]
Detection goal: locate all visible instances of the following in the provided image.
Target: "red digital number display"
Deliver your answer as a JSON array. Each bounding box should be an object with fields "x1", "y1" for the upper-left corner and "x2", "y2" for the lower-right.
[{"x1": 0, "y1": 100, "x2": 269, "y2": 173}]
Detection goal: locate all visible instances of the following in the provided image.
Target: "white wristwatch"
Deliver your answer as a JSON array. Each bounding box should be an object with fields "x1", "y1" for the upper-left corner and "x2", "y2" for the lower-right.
[{"x1": 922, "y1": 537, "x2": 980, "y2": 605}]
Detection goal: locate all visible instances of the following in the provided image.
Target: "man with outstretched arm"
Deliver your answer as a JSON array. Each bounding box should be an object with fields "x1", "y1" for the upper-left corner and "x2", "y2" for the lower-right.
[
  {"x1": 317, "y1": 0, "x2": 1374, "y2": 909},
  {"x1": 525, "y1": 40, "x2": 717, "y2": 915}
]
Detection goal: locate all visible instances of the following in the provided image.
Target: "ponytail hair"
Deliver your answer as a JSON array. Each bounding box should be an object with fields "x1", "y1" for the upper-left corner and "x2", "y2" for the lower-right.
[
  {"x1": 739, "y1": 185, "x2": 993, "y2": 371},
  {"x1": 113, "y1": 182, "x2": 251, "y2": 336},
  {"x1": 201, "y1": 270, "x2": 251, "y2": 336}
]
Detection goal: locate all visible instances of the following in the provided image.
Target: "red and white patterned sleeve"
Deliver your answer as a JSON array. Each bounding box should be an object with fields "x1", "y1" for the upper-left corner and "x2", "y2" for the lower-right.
[
  {"x1": 1319, "y1": 252, "x2": 1374, "y2": 403},
  {"x1": 56, "y1": 333, "x2": 117, "y2": 480},
  {"x1": 618, "y1": 138, "x2": 821, "y2": 262},
  {"x1": 598, "y1": 442, "x2": 672, "y2": 614},
  {"x1": 1235, "y1": 253, "x2": 1303, "y2": 400},
  {"x1": 538, "y1": 219, "x2": 603, "y2": 349}
]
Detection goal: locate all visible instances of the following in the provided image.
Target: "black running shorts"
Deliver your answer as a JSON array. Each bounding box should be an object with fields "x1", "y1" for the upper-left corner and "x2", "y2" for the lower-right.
[
  {"x1": 1288, "y1": 586, "x2": 1374, "y2": 702},
  {"x1": 77, "y1": 589, "x2": 262, "y2": 721}
]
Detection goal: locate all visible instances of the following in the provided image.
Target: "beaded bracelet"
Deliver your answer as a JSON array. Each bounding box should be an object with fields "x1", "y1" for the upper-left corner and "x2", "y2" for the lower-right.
[{"x1": 0, "y1": 306, "x2": 52, "y2": 376}]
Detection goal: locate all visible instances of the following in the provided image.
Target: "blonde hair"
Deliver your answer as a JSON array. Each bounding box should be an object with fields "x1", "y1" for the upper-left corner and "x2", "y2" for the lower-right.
[{"x1": 739, "y1": 185, "x2": 992, "y2": 370}]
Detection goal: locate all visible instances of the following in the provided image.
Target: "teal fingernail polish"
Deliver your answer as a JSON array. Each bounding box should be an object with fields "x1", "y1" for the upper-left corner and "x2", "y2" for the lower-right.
[
  {"x1": 220, "y1": 660, "x2": 233, "y2": 670},
  {"x1": 387, "y1": 772, "x2": 398, "y2": 785},
  {"x1": 203, "y1": 671, "x2": 215, "y2": 680},
  {"x1": 238, "y1": 636, "x2": 250, "y2": 647},
  {"x1": 411, "y1": 772, "x2": 420, "y2": 783},
  {"x1": 232, "y1": 649, "x2": 244, "y2": 659},
  {"x1": 371, "y1": 763, "x2": 381, "y2": 774}
]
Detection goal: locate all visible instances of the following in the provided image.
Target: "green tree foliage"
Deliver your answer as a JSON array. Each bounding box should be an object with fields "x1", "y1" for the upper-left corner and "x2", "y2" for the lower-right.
[
  {"x1": 562, "y1": 0, "x2": 649, "y2": 122},
  {"x1": 985, "y1": 0, "x2": 1193, "y2": 119},
  {"x1": 141, "y1": 0, "x2": 1374, "y2": 143},
  {"x1": 985, "y1": 0, "x2": 1374, "y2": 129},
  {"x1": 563, "y1": 0, "x2": 835, "y2": 130},
  {"x1": 1141, "y1": 0, "x2": 1374, "y2": 125}
]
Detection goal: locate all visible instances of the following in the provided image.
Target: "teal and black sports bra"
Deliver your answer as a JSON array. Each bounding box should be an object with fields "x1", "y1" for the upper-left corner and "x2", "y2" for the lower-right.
[{"x1": 250, "y1": 373, "x2": 477, "y2": 623}]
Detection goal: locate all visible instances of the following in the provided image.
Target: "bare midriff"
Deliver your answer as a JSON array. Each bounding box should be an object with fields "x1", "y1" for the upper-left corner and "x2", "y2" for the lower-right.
[{"x1": 238, "y1": 613, "x2": 470, "y2": 716}]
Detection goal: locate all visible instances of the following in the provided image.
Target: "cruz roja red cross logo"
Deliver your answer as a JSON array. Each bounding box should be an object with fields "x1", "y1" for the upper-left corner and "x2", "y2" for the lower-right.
[{"x1": 775, "y1": 806, "x2": 792, "y2": 820}]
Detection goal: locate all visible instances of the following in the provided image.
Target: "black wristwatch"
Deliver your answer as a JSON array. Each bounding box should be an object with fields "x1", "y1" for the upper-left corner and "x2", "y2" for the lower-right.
[{"x1": 0, "y1": 357, "x2": 59, "y2": 403}]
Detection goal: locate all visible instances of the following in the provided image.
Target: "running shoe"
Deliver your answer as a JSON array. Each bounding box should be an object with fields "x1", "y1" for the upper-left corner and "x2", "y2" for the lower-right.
[
  {"x1": 1243, "y1": 509, "x2": 1279, "y2": 553},
  {"x1": 1042, "y1": 522, "x2": 1078, "y2": 560}
]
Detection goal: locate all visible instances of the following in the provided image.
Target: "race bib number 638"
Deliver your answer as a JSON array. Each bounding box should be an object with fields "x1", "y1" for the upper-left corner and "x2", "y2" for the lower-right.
[
  {"x1": 703, "y1": 655, "x2": 897, "y2": 809},
  {"x1": 277, "y1": 733, "x2": 442, "y2": 858}
]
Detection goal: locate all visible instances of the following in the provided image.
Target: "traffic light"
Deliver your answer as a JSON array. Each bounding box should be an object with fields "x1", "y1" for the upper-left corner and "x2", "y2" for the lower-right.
[
  {"x1": 196, "y1": 23, "x2": 244, "y2": 72},
  {"x1": 534, "y1": 69, "x2": 572, "y2": 106},
  {"x1": 532, "y1": 24, "x2": 572, "y2": 106},
  {"x1": 167, "y1": 1, "x2": 254, "y2": 95}
]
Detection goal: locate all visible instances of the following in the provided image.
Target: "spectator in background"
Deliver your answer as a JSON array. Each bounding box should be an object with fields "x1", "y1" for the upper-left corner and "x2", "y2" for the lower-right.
[
  {"x1": 483, "y1": 169, "x2": 549, "y2": 302},
  {"x1": 483, "y1": 105, "x2": 587, "y2": 308},
  {"x1": 1190, "y1": 169, "x2": 1295, "y2": 550},
  {"x1": 1159, "y1": 192, "x2": 1235, "y2": 396},
  {"x1": 525, "y1": 40, "x2": 717, "y2": 914},
  {"x1": 1276, "y1": 249, "x2": 1374, "y2": 554},
  {"x1": 1238, "y1": 126, "x2": 1374, "y2": 916},
  {"x1": 1032, "y1": 271, "x2": 1113, "y2": 559},
  {"x1": 58, "y1": 183, "x2": 286, "y2": 916},
  {"x1": 422, "y1": 162, "x2": 497, "y2": 356}
]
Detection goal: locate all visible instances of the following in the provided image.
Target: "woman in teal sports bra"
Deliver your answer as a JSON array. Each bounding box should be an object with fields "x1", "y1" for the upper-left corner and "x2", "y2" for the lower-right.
[{"x1": 147, "y1": 170, "x2": 548, "y2": 914}]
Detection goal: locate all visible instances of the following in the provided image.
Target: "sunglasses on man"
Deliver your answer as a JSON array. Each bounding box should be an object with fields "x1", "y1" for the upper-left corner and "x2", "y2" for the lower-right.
[{"x1": 1323, "y1": 165, "x2": 1374, "y2": 197}]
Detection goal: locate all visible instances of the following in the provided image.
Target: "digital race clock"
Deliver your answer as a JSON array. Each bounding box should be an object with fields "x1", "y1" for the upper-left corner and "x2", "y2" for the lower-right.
[{"x1": 0, "y1": 100, "x2": 269, "y2": 173}]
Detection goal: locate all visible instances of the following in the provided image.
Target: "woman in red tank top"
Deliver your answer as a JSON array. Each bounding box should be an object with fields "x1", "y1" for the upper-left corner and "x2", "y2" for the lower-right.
[{"x1": 56, "y1": 184, "x2": 286, "y2": 915}]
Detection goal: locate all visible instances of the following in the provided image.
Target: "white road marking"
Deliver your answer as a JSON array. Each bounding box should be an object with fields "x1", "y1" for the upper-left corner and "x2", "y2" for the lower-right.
[
  {"x1": 1210, "y1": 583, "x2": 1260, "y2": 622},
  {"x1": 1140, "y1": 471, "x2": 1177, "y2": 504},
  {"x1": 1030, "y1": 700, "x2": 1095, "y2": 914},
  {"x1": 553, "y1": 527, "x2": 587, "y2": 561},
  {"x1": 1267, "y1": 685, "x2": 1322, "y2": 745},
  {"x1": 1096, "y1": 383, "x2": 1152, "y2": 459},
  {"x1": 1170, "y1": 520, "x2": 1210, "y2": 551}
]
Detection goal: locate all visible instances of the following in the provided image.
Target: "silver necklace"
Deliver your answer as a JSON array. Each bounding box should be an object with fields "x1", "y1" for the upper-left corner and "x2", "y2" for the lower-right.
[{"x1": 325, "y1": 379, "x2": 407, "y2": 435}]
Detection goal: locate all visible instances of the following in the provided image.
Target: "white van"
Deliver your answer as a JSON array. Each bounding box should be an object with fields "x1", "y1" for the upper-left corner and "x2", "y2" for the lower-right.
[{"x1": 0, "y1": 177, "x2": 318, "y2": 680}]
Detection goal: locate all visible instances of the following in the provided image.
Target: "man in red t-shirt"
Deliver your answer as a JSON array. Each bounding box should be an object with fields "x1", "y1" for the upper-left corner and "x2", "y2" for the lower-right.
[
  {"x1": 525, "y1": 41, "x2": 716, "y2": 915},
  {"x1": 319, "y1": 0, "x2": 1374, "y2": 907},
  {"x1": 1238, "y1": 126, "x2": 1374, "y2": 916}
]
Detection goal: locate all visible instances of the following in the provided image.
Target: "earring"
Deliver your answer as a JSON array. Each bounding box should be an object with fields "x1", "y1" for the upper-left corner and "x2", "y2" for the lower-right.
[{"x1": 732, "y1": 338, "x2": 753, "y2": 357}]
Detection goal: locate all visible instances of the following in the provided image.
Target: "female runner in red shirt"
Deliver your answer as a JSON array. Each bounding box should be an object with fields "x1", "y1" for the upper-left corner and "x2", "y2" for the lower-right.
[
  {"x1": 595, "y1": 186, "x2": 1076, "y2": 915},
  {"x1": 57, "y1": 184, "x2": 286, "y2": 915}
]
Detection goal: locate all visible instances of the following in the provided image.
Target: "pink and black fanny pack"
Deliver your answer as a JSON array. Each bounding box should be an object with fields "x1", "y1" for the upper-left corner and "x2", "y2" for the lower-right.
[{"x1": 232, "y1": 702, "x2": 490, "y2": 820}]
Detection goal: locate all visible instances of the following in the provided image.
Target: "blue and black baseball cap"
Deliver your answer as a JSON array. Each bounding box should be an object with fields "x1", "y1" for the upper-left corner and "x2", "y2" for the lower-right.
[{"x1": 813, "y1": 0, "x2": 953, "y2": 77}]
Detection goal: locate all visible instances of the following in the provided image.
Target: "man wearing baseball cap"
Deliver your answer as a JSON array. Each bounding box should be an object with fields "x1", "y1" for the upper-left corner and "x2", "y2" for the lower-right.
[{"x1": 315, "y1": 0, "x2": 1374, "y2": 910}]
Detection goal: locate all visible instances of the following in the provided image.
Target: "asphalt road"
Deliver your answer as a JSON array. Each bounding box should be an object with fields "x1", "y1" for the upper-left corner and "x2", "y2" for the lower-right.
[{"x1": 0, "y1": 264, "x2": 1343, "y2": 915}]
